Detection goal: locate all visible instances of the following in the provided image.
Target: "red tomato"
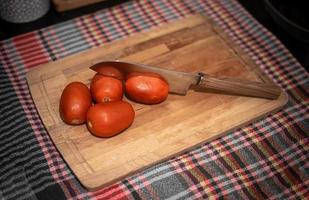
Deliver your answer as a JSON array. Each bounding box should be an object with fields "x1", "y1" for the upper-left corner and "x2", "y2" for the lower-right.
[
  {"x1": 126, "y1": 72, "x2": 164, "y2": 80},
  {"x1": 86, "y1": 101, "x2": 135, "y2": 137},
  {"x1": 125, "y1": 72, "x2": 169, "y2": 104},
  {"x1": 92, "y1": 64, "x2": 124, "y2": 80},
  {"x1": 59, "y1": 82, "x2": 92, "y2": 125},
  {"x1": 90, "y1": 73, "x2": 123, "y2": 103}
]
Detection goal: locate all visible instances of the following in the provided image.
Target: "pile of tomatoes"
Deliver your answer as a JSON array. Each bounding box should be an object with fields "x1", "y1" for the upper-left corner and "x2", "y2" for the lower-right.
[{"x1": 59, "y1": 65, "x2": 169, "y2": 138}]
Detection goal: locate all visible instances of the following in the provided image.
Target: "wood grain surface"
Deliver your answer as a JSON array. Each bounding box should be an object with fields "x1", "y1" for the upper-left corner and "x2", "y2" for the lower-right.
[{"x1": 26, "y1": 15, "x2": 288, "y2": 190}]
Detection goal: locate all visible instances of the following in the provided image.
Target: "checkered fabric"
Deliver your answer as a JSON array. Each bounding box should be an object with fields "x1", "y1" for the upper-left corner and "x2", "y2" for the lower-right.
[{"x1": 1, "y1": 0, "x2": 308, "y2": 199}]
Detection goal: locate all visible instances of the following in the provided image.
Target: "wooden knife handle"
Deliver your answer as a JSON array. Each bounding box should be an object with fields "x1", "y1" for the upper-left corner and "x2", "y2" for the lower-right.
[{"x1": 198, "y1": 73, "x2": 281, "y2": 99}]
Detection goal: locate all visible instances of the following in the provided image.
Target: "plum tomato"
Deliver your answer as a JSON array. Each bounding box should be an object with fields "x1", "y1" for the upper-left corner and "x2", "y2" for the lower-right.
[
  {"x1": 92, "y1": 64, "x2": 124, "y2": 80},
  {"x1": 125, "y1": 72, "x2": 169, "y2": 104},
  {"x1": 59, "y1": 82, "x2": 92, "y2": 125},
  {"x1": 86, "y1": 100, "x2": 135, "y2": 137},
  {"x1": 90, "y1": 73, "x2": 123, "y2": 103}
]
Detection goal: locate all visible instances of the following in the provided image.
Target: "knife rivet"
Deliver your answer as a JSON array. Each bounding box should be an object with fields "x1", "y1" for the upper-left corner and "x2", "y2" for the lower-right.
[{"x1": 197, "y1": 72, "x2": 205, "y2": 85}]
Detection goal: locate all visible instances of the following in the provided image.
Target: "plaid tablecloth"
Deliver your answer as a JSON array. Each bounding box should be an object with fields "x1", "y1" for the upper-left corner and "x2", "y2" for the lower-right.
[{"x1": 1, "y1": 0, "x2": 308, "y2": 199}]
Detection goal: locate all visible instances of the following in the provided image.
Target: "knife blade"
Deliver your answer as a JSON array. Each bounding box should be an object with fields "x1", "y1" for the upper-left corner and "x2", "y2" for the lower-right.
[{"x1": 90, "y1": 60, "x2": 281, "y2": 99}]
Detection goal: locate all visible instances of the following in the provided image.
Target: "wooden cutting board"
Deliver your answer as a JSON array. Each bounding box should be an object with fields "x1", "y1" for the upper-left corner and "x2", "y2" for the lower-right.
[{"x1": 27, "y1": 15, "x2": 288, "y2": 190}]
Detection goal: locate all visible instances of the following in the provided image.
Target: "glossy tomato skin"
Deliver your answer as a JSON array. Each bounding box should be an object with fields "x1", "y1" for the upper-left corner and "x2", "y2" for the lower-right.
[
  {"x1": 59, "y1": 82, "x2": 92, "y2": 125},
  {"x1": 86, "y1": 101, "x2": 135, "y2": 137},
  {"x1": 92, "y1": 64, "x2": 124, "y2": 80},
  {"x1": 126, "y1": 72, "x2": 163, "y2": 80},
  {"x1": 90, "y1": 73, "x2": 123, "y2": 103},
  {"x1": 125, "y1": 72, "x2": 169, "y2": 104}
]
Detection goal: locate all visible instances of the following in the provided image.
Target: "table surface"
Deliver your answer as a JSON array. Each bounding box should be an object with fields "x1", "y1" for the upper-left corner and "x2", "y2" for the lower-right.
[{"x1": 0, "y1": 0, "x2": 308, "y2": 199}]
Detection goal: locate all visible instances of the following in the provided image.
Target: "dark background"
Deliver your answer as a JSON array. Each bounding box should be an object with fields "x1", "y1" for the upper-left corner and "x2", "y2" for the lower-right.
[{"x1": 1, "y1": 0, "x2": 308, "y2": 68}]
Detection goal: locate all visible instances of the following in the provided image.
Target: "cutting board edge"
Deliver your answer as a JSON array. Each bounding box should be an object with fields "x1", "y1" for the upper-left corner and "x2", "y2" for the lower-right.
[
  {"x1": 82, "y1": 91, "x2": 288, "y2": 190},
  {"x1": 26, "y1": 78, "x2": 52, "y2": 128}
]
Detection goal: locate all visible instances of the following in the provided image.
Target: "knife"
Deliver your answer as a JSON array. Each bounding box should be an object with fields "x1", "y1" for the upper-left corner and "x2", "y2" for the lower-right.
[{"x1": 90, "y1": 60, "x2": 281, "y2": 99}]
